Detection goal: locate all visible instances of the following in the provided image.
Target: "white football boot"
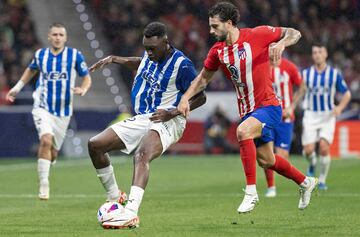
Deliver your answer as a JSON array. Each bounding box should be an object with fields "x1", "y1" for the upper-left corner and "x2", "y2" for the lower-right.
[
  {"x1": 265, "y1": 186, "x2": 277, "y2": 198},
  {"x1": 102, "y1": 208, "x2": 140, "y2": 229},
  {"x1": 237, "y1": 191, "x2": 259, "y2": 213},
  {"x1": 298, "y1": 177, "x2": 318, "y2": 210},
  {"x1": 38, "y1": 180, "x2": 49, "y2": 200}
]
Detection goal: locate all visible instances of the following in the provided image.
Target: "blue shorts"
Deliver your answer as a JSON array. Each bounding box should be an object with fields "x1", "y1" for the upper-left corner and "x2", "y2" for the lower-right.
[
  {"x1": 273, "y1": 121, "x2": 294, "y2": 151},
  {"x1": 241, "y1": 105, "x2": 282, "y2": 147}
]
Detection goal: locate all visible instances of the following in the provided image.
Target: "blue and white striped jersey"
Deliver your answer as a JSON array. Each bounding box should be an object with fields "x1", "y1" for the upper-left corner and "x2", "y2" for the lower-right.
[
  {"x1": 302, "y1": 65, "x2": 348, "y2": 112},
  {"x1": 28, "y1": 47, "x2": 89, "y2": 117},
  {"x1": 131, "y1": 48, "x2": 197, "y2": 114}
]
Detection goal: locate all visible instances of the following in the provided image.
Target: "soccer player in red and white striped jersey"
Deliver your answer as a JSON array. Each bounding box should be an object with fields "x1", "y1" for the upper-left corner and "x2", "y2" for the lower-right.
[
  {"x1": 264, "y1": 56, "x2": 306, "y2": 198},
  {"x1": 178, "y1": 2, "x2": 317, "y2": 213}
]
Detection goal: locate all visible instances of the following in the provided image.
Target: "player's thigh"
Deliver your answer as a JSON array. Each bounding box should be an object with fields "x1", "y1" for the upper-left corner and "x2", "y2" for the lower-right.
[
  {"x1": 238, "y1": 106, "x2": 282, "y2": 141},
  {"x1": 110, "y1": 115, "x2": 152, "y2": 154},
  {"x1": 148, "y1": 115, "x2": 186, "y2": 154},
  {"x1": 319, "y1": 115, "x2": 336, "y2": 146},
  {"x1": 237, "y1": 116, "x2": 263, "y2": 140},
  {"x1": 301, "y1": 122, "x2": 318, "y2": 147},
  {"x1": 256, "y1": 141, "x2": 275, "y2": 167},
  {"x1": 89, "y1": 127, "x2": 126, "y2": 152},
  {"x1": 135, "y1": 130, "x2": 163, "y2": 162},
  {"x1": 274, "y1": 122, "x2": 293, "y2": 155},
  {"x1": 32, "y1": 108, "x2": 54, "y2": 141}
]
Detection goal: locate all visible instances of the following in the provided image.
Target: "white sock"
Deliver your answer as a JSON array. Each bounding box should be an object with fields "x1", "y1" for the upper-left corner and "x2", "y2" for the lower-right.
[
  {"x1": 96, "y1": 165, "x2": 120, "y2": 201},
  {"x1": 245, "y1": 184, "x2": 257, "y2": 194},
  {"x1": 319, "y1": 155, "x2": 331, "y2": 184},
  {"x1": 306, "y1": 151, "x2": 317, "y2": 167},
  {"x1": 37, "y1": 158, "x2": 51, "y2": 185},
  {"x1": 125, "y1": 186, "x2": 144, "y2": 214}
]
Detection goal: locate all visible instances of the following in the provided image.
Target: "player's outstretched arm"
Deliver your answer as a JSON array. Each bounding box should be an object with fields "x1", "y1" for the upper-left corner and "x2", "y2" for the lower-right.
[
  {"x1": 6, "y1": 68, "x2": 37, "y2": 102},
  {"x1": 269, "y1": 28, "x2": 301, "y2": 63},
  {"x1": 72, "y1": 74, "x2": 92, "y2": 96},
  {"x1": 150, "y1": 91, "x2": 206, "y2": 123},
  {"x1": 177, "y1": 68, "x2": 215, "y2": 118},
  {"x1": 89, "y1": 55, "x2": 142, "y2": 72}
]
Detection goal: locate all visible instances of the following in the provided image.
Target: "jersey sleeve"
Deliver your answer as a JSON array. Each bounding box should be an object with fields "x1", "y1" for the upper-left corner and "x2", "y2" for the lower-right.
[
  {"x1": 75, "y1": 51, "x2": 89, "y2": 77},
  {"x1": 28, "y1": 50, "x2": 40, "y2": 70},
  {"x1": 252, "y1": 25, "x2": 282, "y2": 47},
  {"x1": 203, "y1": 46, "x2": 221, "y2": 71},
  {"x1": 176, "y1": 59, "x2": 197, "y2": 93},
  {"x1": 335, "y1": 70, "x2": 348, "y2": 93}
]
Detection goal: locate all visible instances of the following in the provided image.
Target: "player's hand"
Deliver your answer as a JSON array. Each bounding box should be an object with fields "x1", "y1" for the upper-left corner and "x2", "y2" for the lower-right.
[
  {"x1": 333, "y1": 106, "x2": 342, "y2": 117},
  {"x1": 269, "y1": 41, "x2": 285, "y2": 64},
  {"x1": 5, "y1": 88, "x2": 19, "y2": 102},
  {"x1": 149, "y1": 109, "x2": 176, "y2": 123},
  {"x1": 72, "y1": 87, "x2": 87, "y2": 96},
  {"x1": 282, "y1": 107, "x2": 292, "y2": 119},
  {"x1": 89, "y1": 55, "x2": 113, "y2": 72},
  {"x1": 177, "y1": 99, "x2": 190, "y2": 118}
]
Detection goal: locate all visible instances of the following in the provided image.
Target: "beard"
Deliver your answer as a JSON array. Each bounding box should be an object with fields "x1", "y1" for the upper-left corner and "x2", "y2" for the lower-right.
[{"x1": 215, "y1": 33, "x2": 227, "y2": 42}]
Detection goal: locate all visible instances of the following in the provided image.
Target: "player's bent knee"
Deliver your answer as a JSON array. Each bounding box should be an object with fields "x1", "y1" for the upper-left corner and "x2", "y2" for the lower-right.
[
  {"x1": 303, "y1": 145, "x2": 315, "y2": 156},
  {"x1": 257, "y1": 159, "x2": 272, "y2": 168},
  {"x1": 40, "y1": 135, "x2": 53, "y2": 148},
  {"x1": 236, "y1": 127, "x2": 251, "y2": 141},
  {"x1": 88, "y1": 137, "x2": 103, "y2": 153}
]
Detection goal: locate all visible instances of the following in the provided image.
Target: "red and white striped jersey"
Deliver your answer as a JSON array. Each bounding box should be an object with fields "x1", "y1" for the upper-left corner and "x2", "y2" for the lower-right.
[
  {"x1": 204, "y1": 26, "x2": 282, "y2": 118},
  {"x1": 271, "y1": 58, "x2": 302, "y2": 122}
]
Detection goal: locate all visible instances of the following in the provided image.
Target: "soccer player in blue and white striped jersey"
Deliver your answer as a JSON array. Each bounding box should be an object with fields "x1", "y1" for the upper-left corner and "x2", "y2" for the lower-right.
[
  {"x1": 88, "y1": 22, "x2": 206, "y2": 228},
  {"x1": 6, "y1": 23, "x2": 92, "y2": 200},
  {"x1": 301, "y1": 42, "x2": 351, "y2": 190}
]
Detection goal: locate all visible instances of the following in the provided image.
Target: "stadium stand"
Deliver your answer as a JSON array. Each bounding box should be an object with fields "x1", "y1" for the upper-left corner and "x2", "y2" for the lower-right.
[{"x1": 85, "y1": 0, "x2": 359, "y2": 97}]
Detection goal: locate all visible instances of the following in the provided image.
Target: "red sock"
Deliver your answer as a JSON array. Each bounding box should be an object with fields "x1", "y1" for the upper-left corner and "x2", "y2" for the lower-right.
[
  {"x1": 270, "y1": 154, "x2": 305, "y2": 185},
  {"x1": 239, "y1": 139, "x2": 257, "y2": 185},
  {"x1": 264, "y1": 169, "x2": 275, "y2": 188}
]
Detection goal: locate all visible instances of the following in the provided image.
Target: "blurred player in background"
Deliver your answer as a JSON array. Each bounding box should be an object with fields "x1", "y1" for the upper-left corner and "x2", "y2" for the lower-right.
[
  {"x1": 178, "y1": 2, "x2": 317, "y2": 213},
  {"x1": 263, "y1": 54, "x2": 305, "y2": 198},
  {"x1": 88, "y1": 22, "x2": 206, "y2": 229},
  {"x1": 6, "y1": 23, "x2": 92, "y2": 200},
  {"x1": 302, "y1": 42, "x2": 351, "y2": 190}
]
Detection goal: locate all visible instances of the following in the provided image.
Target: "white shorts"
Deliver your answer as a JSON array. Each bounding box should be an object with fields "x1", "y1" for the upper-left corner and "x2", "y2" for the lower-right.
[
  {"x1": 110, "y1": 113, "x2": 186, "y2": 154},
  {"x1": 32, "y1": 108, "x2": 71, "y2": 150},
  {"x1": 301, "y1": 110, "x2": 336, "y2": 145}
]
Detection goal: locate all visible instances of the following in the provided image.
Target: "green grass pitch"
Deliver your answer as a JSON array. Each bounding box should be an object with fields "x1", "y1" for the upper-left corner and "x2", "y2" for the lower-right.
[{"x1": 0, "y1": 155, "x2": 359, "y2": 237}]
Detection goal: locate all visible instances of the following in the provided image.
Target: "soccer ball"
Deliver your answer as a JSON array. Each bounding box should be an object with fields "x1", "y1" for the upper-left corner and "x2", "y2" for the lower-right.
[{"x1": 97, "y1": 201, "x2": 124, "y2": 224}]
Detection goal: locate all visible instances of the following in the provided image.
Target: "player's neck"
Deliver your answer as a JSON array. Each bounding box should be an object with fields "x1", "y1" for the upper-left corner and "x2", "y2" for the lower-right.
[
  {"x1": 50, "y1": 46, "x2": 65, "y2": 55},
  {"x1": 314, "y1": 63, "x2": 327, "y2": 72},
  {"x1": 160, "y1": 45, "x2": 173, "y2": 62},
  {"x1": 226, "y1": 27, "x2": 239, "y2": 46}
]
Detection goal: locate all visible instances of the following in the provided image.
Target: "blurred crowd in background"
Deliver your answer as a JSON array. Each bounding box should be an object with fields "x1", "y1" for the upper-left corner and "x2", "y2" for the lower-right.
[
  {"x1": 0, "y1": 0, "x2": 40, "y2": 105},
  {"x1": 1, "y1": 0, "x2": 359, "y2": 106}
]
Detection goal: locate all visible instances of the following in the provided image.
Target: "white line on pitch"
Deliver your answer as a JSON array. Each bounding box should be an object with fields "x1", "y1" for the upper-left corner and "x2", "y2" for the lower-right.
[{"x1": 0, "y1": 193, "x2": 359, "y2": 199}]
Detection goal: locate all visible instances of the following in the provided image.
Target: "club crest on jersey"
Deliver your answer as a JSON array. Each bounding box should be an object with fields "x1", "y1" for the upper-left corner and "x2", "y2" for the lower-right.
[
  {"x1": 238, "y1": 48, "x2": 247, "y2": 60},
  {"x1": 43, "y1": 71, "x2": 68, "y2": 80}
]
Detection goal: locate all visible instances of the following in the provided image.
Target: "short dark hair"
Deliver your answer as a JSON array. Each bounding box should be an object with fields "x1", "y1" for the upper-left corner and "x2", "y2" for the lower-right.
[
  {"x1": 143, "y1": 22, "x2": 167, "y2": 38},
  {"x1": 209, "y1": 1, "x2": 239, "y2": 25},
  {"x1": 49, "y1": 22, "x2": 66, "y2": 29},
  {"x1": 312, "y1": 41, "x2": 327, "y2": 48}
]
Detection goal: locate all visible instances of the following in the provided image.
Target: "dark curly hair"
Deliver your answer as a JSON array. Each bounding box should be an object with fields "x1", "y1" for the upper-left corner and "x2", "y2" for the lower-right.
[
  {"x1": 208, "y1": 2, "x2": 240, "y2": 25},
  {"x1": 143, "y1": 22, "x2": 167, "y2": 38}
]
